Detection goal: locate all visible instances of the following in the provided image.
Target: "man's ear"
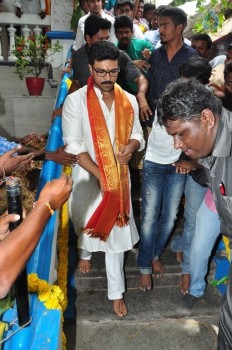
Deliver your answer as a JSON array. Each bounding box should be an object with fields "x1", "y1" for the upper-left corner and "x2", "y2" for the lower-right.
[
  {"x1": 85, "y1": 35, "x2": 91, "y2": 45},
  {"x1": 201, "y1": 109, "x2": 216, "y2": 129},
  {"x1": 176, "y1": 23, "x2": 184, "y2": 34},
  {"x1": 89, "y1": 64, "x2": 92, "y2": 75}
]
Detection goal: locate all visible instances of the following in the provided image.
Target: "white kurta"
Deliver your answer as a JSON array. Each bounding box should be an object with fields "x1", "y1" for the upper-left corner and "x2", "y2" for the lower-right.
[{"x1": 62, "y1": 85, "x2": 145, "y2": 254}]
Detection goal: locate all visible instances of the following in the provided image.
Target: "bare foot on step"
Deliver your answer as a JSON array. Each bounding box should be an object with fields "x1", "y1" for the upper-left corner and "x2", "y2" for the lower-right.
[
  {"x1": 180, "y1": 274, "x2": 190, "y2": 295},
  {"x1": 78, "y1": 259, "x2": 91, "y2": 273},
  {"x1": 139, "y1": 274, "x2": 152, "y2": 291},
  {"x1": 113, "y1": 299, "x2": 127, "y2": 317},
  {"x1": 152, "y1": 259, "x2": 165, "y2": 278}
]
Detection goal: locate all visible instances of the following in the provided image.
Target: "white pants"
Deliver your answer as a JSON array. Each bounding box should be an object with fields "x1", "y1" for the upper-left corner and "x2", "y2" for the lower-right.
[{"x1": 79, "y1": 249, "x2": 125, "y2": 300}]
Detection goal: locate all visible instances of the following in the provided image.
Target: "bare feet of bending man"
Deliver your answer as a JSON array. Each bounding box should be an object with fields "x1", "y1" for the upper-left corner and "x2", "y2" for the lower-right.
[
  {"x1": 78, "y1": 259, "x2": 91, "y2": 273},
  {"x1": 180, "y1": 274, "x2": 190, "y2": 295},
  {"x1": 152, "y1": 259, "x2": 165, "y2": 278},
  {"x1": 113, "y1": 299, "x2": 127, "y2": 317}
]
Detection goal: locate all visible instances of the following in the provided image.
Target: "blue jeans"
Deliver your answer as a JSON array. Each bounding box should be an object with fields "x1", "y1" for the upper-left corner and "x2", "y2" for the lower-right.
[
  {"x1": 189, "y1": 199, "x2": 220, "y2": 297},
  {"x1": 137, "y1": 160, "x2": 186, "y2": 274},
  {"x1": 171, "y1": 175, "x2": 207, "y2": 273}
]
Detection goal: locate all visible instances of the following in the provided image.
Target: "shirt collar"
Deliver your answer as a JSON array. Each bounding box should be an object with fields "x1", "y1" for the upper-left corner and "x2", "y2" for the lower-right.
[
  {"x1": 159, "y1": 42, "x2": 190, "y2": 52},
  {"x1": 198, "y1": 107, "x2": 232, "y2": 168}
]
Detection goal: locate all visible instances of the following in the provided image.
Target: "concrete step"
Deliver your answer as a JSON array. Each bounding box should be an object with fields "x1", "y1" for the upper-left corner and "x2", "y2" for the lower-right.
[
  {"x1": 70, "y1": 285, "x2": 221, "y2": 350},
  {"x1": 75, "y1": 248, "x2": 216, "y2": 292},
  {"x1": 75, "y1": 249, "x2": 183, "y2": 291}
]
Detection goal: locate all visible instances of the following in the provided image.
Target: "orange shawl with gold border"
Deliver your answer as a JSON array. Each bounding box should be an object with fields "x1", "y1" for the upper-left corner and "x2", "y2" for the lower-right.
[{"x1": 82, "y1": 76, "x2": 134, "y2": 241}]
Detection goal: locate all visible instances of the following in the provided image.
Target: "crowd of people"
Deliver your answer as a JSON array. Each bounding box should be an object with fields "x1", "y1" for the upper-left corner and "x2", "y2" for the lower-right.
[{"x1": 0, "y1": 0, "x2": 232, "y2": 348}]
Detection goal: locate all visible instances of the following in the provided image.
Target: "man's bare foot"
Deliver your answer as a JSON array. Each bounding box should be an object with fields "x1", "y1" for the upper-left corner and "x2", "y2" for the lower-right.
[
  {"x1": 113, "y1": 299, "x2": 127, "y2": 317},
  {"x1": 139, "y1": 274, "x2": 152, "y2": 291},
  {"x1": 176, "y1": 251, "x2": 183, "y2": 263},
  {"x1": 180, "y1": 274, "x2": 190, "y2": 295},
  {"x1": 152, "y1": 259, "x2": 165, "y2": 278},
  {"x1": 78, "y1": 259, "x2": 91, "y2": 273}
]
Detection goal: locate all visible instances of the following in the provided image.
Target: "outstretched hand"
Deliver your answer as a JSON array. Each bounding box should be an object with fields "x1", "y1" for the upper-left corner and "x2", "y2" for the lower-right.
[
  {"x1": 0, "y1": 146, "x2": 34, "y2": 175},
  {"x1": 38, "y1": 173, "x2": 73, "y2": 210},
  {"x1": 46, "y1": 145, "x2": 78, "y2": 166}
]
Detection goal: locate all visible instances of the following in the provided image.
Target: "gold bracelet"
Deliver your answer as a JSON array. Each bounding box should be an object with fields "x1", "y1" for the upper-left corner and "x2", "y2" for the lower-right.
[
  {"x1": 33, "y1": 201, "x2": 55, "y2": 216},
  {"x1": 44, "y1": 202, "x2": 55, "y2": 216}
]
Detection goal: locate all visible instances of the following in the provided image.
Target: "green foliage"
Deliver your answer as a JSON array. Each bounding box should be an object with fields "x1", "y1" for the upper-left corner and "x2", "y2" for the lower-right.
[
  {"x1": 170, "y1": 0, "x2": 230, "y2": 33},
  {"x1": 70, "y1": 5, "x2": 83, "y2": 30},
  {"x1": 0, "y1": 290, "x2": 14, "y2": 317},
  {"x1": 12, "y1": 34, "x2": 62, "y2": 80},
  {"x1": 70, "y1": 0, "x2": 83, "y2": 30}
]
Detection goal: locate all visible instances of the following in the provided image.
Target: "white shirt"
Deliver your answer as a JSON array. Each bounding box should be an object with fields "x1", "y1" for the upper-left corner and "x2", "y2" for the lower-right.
[
  {"x1": 62, "y1": 85, "x2": 144, "y2": 253},
  {"x1": 132, "y1": 23, "x2": 144, "y2": 39},
  {"x1": 145, "y1": 113, "x2": 181, "y2": 164},
  {"x1": 73, "y1": 11, "x2": 116, "y2": 51},
  {"x1": 209, "y1": 55, "x2": 226, "y2": 68}
]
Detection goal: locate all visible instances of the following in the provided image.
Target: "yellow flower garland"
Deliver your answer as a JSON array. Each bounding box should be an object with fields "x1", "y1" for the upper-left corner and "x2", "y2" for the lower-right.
[{"x1": 28, "y1": 165, "x2": 72, "y2": 350}]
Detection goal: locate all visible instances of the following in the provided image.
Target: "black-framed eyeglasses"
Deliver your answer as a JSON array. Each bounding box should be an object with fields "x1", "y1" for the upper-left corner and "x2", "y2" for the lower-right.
[{"x1": 92, "y1": 67, "x2": 120, "y2": 77}]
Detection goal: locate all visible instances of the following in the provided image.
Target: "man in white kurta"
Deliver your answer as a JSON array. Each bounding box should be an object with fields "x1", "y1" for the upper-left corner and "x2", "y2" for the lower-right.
[{"x1": 62, "y1": 41, "x2": 144, "y2": 317}]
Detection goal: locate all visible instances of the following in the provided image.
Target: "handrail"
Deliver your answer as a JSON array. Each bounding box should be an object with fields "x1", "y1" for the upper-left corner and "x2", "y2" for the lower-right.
[
  {"x1": 2, "y1": 66, "x2": 70, "y2": 350},
  {"x1": 0, "y1": 13, "x2": 51, "y2": 26}
]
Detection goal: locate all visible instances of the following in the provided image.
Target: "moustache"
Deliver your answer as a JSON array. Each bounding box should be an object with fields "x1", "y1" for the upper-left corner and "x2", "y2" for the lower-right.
[{"x1": 101, "y1": 81, "x2": 114, "y2": 85}]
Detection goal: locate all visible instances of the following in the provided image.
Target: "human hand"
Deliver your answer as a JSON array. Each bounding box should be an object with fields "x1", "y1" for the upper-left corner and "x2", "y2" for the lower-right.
[
  {"x1": 172, "y1": 160, "x2": 197, "y2": 174},
  {"x1": 136, "y1": 94, "x2": 152, "y2": 122},
  {"x1": 20, "y1": 134, "x2": 41, "y2": 145},
  {"x1": 117, "y1": 145, "x2": 133, "y2": 165},
  {"x1": 133, "y1": 60, "x2": 150, "y2": 72},
  {"x1": 15, "y1": 6, "x2": 22, "y2": 18},
  {"x1": 0, "y1": 146, "x2": 34, "y2": 175},
  {"x1": 38, "y1": 174, "x2": 73, "y2": 210},
  {"x1": 141, "y1": 48, "x2": 152, "y2": 60},
  {"x1": 39, "y1": 10, "x2": 46, "y2": 19},
  {"x1": 46, "y1": 146, "x2": 78, "y2": 166},
  {"x1": 0, "y1": 211, "x2": 21, "y2": 240},
  {"x1": 51, "y1": 106, "x2": 62, "y2": 124}
]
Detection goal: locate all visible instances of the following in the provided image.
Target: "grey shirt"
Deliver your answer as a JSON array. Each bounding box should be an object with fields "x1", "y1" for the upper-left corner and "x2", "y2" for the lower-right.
[
  {"x1": 198, "y1": 107, "x2": 232, "y2": 237},
  {"x1": 72, "y1": 44, "x2": 141, "y2": 93}
]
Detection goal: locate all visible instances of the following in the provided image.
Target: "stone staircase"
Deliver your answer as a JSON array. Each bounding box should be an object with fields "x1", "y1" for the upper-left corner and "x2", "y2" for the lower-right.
[{"x1": 64, "y1": 171, "x2": 222, "y2": 350}]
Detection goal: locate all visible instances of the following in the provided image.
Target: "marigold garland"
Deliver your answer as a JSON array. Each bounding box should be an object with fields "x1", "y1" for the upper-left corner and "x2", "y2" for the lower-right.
[{"x1": 28, "y1": 165, "x2": 72, "y2": 350}]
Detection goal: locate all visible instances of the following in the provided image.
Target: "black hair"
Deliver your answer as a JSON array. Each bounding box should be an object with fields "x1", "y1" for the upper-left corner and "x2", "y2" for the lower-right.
[
  {"x1": 157, "y1": 78, "x2": 222, "y2": 127},
  {"x1": 227, "y1": 43, "x2": 232, "y2": 51},
  {"x1": 224, "y1": 62, "x2": 232, "y2": 80},
  {"x1": 79, "y1": 0, "x2": 86, "y2": 8},
  {"x1": 88, "y1": 41, "x2": 120, "y2": 65},
  {"x1": 143, "y1": 3, "x2": 155, "y2": 14},
  {"x1": 115, "y1": 0, "x2": 134, "y2": 11},
  {"x1": 84, "y1": 15, "x2": 111, "y2": 39},
  {"x1": 114, "y1": 15, "x2": 133, "y2": 32},
  {"x1": 191, "y1": 33, "x2": 212, "y2": 50},
  {"x1": 179, "y1": 56, "x2": 212, "y2": 85},
  {"x1": 160, "y1": 7, "x2": 187, "y2": 27},
  {"x1": 156, "y1": 5, "x2": 171, "y2": 16}
]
